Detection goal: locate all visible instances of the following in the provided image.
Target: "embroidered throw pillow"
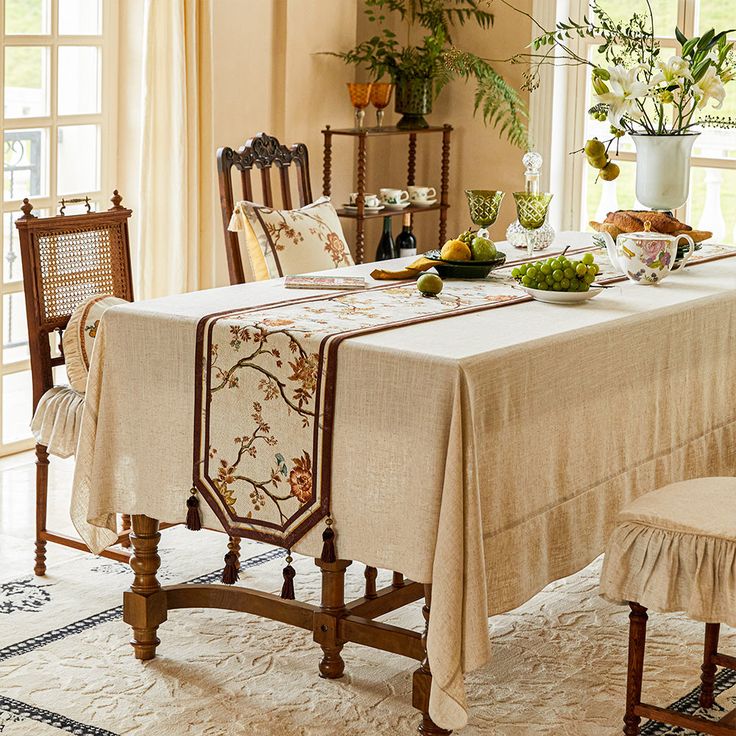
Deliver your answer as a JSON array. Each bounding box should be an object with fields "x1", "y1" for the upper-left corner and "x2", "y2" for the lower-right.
[
  {"x1": 228, "y1": 197, "x2": 354, "y2": 279},
  {"x1": 63, "y1": 295, "x2": 126, "y2": 393}
]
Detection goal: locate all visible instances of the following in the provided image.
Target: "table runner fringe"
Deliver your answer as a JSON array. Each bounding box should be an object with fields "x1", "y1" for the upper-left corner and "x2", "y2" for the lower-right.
[{"x1": 221, "y1": 551, "x2": 240, "y2": 585}]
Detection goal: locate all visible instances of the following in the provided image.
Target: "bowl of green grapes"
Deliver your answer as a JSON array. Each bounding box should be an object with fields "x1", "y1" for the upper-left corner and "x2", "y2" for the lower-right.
[{"x1": 511, "y1": 251, "x2": 603, "y2": 304}]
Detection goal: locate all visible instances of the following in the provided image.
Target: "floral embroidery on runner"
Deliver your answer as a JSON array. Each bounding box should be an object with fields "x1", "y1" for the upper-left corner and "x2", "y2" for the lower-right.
[{"x1": 193, "y1": 280, "x2": 520, "y2": 547}]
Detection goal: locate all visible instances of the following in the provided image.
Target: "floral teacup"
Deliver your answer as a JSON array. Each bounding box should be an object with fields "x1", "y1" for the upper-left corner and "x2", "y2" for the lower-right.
[{"x1": 599, "y1": 226, "x2": 695, "y2": 285}]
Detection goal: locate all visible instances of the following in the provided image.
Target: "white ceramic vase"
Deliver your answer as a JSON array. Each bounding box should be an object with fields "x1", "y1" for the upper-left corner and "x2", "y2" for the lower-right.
[{"x1": 631, "y1": 133, "x2": 699, "y2": 211}]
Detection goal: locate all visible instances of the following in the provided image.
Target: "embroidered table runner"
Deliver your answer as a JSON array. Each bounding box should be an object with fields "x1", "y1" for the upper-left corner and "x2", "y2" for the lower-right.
[{"x1": 193, "y1": 281, "x2": 521, "y2": 548}]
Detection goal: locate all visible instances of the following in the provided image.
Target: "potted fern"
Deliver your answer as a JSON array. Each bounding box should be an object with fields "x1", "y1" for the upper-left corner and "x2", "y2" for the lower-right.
[{"x1": 326, "y1": 0, "x2": 527, "y2": 146}]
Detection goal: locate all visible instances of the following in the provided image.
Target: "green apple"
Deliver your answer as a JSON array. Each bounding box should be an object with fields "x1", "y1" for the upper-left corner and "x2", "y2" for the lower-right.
[
  {"x1": 470, "y1": 236, "x2": 497, "y2": 261},
  {"x1": 417, "y1": 273, "x2": 443, "y2": 297}
]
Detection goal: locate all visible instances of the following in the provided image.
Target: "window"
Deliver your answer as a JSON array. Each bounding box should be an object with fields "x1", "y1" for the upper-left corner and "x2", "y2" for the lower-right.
[
  {"x1": 1, "y1": 0, "x2": 117, "y2": 455},
  {"x1": 542, "y1": 0, "x2": 736, "y2": 241}
]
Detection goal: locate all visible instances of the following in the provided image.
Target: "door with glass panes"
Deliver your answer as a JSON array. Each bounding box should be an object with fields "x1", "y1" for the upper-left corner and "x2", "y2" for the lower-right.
[{"x1": 1, "y1": 0, "x2": 115, "y2": 455}]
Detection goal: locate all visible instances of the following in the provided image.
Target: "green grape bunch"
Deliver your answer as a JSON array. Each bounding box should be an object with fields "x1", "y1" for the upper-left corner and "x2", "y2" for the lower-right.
[
  {"x1": 458, "y1": 229, "x2": 476, "y2": 245},
  {"x1": 511, "y1": 251, "x2": 599, "y2": 292}
]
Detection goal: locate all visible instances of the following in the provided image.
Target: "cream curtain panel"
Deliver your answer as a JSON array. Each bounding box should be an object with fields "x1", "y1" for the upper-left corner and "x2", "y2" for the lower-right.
[{"x1": 137, "y1": 0, "x2": 216, "y2": 298}]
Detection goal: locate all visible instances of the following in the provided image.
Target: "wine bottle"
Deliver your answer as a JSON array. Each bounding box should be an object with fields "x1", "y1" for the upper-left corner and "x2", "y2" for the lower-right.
[
  {"x1": 375, "y1": 216, "x2": 397, "y2": 261},
  {"x1": 395, "y1": 213, "x2": 417, "y2": 258}
]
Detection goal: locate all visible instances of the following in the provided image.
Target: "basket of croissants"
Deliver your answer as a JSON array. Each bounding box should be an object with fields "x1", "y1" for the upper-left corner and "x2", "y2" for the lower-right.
[{"x1": 590, "y1": 210, "x2": 712, "y2": 243}]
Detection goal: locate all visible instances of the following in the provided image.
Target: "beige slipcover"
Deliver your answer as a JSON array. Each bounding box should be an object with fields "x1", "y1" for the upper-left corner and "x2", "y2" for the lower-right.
[
  {"x1": 600, "y1": 477, "x2": 736, "y2": 626},
  {"x1": 31, "y1": 386, "x2": 84, "y2": 459}
]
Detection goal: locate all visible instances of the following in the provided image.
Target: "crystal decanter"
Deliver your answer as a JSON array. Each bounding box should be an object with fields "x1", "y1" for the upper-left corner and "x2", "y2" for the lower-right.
[{"x1": 506, "y1": 151, "x2": 556, "y2": 251}]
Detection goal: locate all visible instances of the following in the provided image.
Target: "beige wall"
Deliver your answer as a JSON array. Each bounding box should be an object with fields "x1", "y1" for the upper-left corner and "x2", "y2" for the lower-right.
[
  {"x1": 117, "y1": 1, "x2": 532, "y2": 287},
  {"x1": 352, "y1": 1, "x2": 532, "y2": 252}
]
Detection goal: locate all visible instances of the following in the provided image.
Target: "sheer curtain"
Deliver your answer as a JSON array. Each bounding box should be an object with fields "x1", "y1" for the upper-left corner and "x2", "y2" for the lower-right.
[{"x1": 136, "y1": 0, "x2": 216, "y2": 298}]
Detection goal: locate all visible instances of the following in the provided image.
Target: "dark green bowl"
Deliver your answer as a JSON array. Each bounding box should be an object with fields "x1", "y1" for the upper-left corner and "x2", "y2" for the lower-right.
[{"x1": 424, "y1": 250, "x2": 507, "y2": 279}]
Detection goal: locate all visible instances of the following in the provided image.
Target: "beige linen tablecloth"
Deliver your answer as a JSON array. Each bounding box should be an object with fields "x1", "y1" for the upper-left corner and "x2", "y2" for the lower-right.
[{"x1": 72, "y1": 239, "x2": 736, "y2": 731}]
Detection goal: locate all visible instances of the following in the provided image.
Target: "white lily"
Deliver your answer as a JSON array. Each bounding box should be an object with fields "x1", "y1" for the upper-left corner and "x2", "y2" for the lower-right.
[
  {"x1": 594, "y1": 65, "x2": 650, "y2": 125},
  {"x1": 651, "y1": 56, "x2": 693, "y2": 87},
  {"x1": 693, "y1": 65, "x2": 726, "y2": 109}
]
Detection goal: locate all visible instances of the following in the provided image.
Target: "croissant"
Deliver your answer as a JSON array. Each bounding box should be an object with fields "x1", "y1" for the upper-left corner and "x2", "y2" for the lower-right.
[{"x1": 590, "y1": 209, "x2": 712, "y2": 243}]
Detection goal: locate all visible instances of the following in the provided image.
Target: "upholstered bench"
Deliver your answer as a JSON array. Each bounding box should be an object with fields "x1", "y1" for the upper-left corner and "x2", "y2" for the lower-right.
[{"x1": 601, "y1": 477, "x2": 736, "y2": 735}]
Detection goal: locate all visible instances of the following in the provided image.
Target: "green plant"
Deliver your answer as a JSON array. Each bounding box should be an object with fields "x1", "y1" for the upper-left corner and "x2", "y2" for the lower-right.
[{"x1": 325, "y1": 0, "x2": 528, "y2": 147}]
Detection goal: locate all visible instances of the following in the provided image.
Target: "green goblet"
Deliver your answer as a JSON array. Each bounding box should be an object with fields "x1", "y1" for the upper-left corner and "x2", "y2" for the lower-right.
[
  {"x1": 465, "y1": 190, "x2": 505, "y2": 229},
  {"x1": 513, "y1": 192, "x2": 553, "y2": 257}
]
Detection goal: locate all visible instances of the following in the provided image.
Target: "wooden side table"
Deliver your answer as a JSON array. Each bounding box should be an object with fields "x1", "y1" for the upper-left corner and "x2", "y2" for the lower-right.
[{"x1": 322, "y1": 125, "x2": 452, "y2": 263}]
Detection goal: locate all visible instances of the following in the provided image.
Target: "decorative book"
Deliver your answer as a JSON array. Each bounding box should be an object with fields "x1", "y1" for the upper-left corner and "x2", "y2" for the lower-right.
[{"x1": 284, "y1": 275, "x2": 367, "y2": 290}]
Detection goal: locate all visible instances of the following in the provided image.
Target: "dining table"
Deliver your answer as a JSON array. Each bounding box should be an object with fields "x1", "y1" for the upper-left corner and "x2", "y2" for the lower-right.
[{"x1": 70, "y1": 231, "x2": 736, "y2": 734}]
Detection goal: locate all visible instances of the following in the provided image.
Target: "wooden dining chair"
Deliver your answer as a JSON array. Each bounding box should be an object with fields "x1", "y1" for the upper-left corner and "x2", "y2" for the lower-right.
[
  {"x1": 216, "y1": 131, "x2": 314, "y2": 284},
  {"x1": 16, "y1": 192, "x2": 135, "y2": 575},
  {"x1": 601, "y1": 477, "x2": 736, "y2": 735}
]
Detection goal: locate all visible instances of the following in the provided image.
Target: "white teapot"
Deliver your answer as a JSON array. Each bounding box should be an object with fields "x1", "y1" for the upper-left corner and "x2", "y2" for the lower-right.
[{"x1": 599, "y1": 222, "x2": 695, "y2": 285}]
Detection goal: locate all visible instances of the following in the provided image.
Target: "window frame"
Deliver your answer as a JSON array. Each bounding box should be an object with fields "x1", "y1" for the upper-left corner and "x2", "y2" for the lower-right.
[{"x1": 0, "y1": 0, "x2": 118, "y2": 456}]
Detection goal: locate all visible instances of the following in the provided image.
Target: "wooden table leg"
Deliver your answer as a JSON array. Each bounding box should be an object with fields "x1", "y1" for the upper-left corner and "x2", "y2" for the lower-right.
[
  {"x1": 700, "y1": 623, "x2": 721, "y2": 709},
  {"x1": 123, "y1": 515, "x2": 167, "y2": 661},
  {"x1": 364, "y1": 565, "x2": 378, "y2": 599},
  {"x1": 624, "y1": 603, "x2": 648, "y2": 736},
  {"x1": 314, "y1": 558, "x2": 351, "y2": 679},
  {"x1": 413, "y1": 584, "x2": 452, "y2": 735},
  {"x1": 120, "y1": 514, "x2": 131, "y2": 548}
]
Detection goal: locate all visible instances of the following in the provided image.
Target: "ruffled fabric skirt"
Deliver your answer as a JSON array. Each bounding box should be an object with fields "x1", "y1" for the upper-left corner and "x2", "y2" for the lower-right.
[{"x1": 31, "y1": 386, "x2": 85, "y2": 459}]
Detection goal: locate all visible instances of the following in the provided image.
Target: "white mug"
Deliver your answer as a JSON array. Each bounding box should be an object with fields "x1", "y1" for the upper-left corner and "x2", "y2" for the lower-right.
[
  {"x1": 349, "y1": 192, "x2": 380, "y2": 208},
  {"x1": 408, "y1": 186, "x2": 436, "y2": 202},
  {"x1": 379, "y1": 188, "x2": 410, "y2": 205}
]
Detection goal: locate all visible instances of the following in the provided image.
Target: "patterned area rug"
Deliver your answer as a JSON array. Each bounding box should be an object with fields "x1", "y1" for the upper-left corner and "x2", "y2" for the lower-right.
[{"x1": 1, "y1": 527, "x2": 734, "y2": 735}]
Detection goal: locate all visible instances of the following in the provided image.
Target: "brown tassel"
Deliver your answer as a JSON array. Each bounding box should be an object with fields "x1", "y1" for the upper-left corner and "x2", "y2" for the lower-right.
[
  {"x1": 321, "y1": 518, "x2": 336, "y2": 563},
  {"x1": 281, "y1": 554, "x2": 295, "y2": 599},
  {"x1": 221, "y1": 550, "x2": 239, "y2": 585},
  {"x1": 186, "y1": 488, "x2": 202, "y2": 531}
]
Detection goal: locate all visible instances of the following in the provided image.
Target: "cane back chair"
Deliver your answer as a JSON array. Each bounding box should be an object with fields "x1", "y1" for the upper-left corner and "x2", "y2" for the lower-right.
[
  {"x1": 16, "y1": 192, "x2": 135, "y2": 575},
  {"x1": 217, "y1": 132, "x2": 314, "y2": 285}
]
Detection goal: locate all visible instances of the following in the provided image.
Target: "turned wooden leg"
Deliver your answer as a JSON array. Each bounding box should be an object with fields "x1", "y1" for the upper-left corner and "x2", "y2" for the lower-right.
[
  {"x1": 34, "y1": 445, "x2": 49, "y2": 576},
  {"x1": 700, "y1": 623, "x2": 720, "y2": 709},
  {"x1": 364, "y1": 566, "x2": 377, "y2": 599},
  {"x1": 392, "y1": 571, "x2": 405, "y2": 588},
  {"x1": 413, "y1": 585, "x2": 452, "y2": 735},
  {"x1": 314, "y1": 558, "x2": 351, "y2": 679},
  {"x1": 123, "y1": 515, "x2": 167, "y2": 661},
  {"x1": 624, "y1": 603, "x2": 648, "y2": 736},
  {"x1": 120, "y1": 514, "x2": 131, "y2": 548}
]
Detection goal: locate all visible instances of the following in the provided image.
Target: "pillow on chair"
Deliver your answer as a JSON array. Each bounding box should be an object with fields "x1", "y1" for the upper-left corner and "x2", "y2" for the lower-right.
[
  {"x1": 63, "y1": 295, "x2": 125, "y2": 393},
  {"x1": 228, "y1": 196, "x2": 354, "y2": 279}
]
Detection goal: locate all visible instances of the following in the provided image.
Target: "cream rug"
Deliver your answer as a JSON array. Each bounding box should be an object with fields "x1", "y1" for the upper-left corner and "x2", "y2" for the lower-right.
[{"x1": 1, "y1": 527, "x2": 734, "y2": 735}]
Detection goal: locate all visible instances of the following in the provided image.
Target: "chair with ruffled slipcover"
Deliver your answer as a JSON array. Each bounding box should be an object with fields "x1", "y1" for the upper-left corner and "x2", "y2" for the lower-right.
[{"x1": 601, "y1": 477, "x2": 736, "y2": 735}]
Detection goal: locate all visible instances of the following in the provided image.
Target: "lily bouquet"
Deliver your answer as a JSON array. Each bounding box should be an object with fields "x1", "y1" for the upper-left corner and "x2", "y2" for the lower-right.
[
  {"x1": 504, "y1": 0, "x2": 735, "y2": 183},
  {"x1": 516, "y1": 0, "x2": 735, "y2": 136}
]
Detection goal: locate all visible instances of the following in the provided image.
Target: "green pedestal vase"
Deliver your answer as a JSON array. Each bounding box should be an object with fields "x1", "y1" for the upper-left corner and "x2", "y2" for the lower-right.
[{"x1": 394, "y1": 77, "x2": 433, "y2": 130}]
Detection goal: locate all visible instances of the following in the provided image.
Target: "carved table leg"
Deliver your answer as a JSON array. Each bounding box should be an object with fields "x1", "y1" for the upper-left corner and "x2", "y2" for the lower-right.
[
  {"x1": 120, "y1": 514, "x2": 131, "y2": 548},
  {"x1": 624, "y1": 603, "x2": 648, "y2": 736},
  {"x1": 34, "y1": 445, "x2": 49, "y2": 576},
  {"x1": 314, "y1": 558, "x2": 351, "y2": 679},
  {"x1": 700, "y1": 622, "x2": 720, "y2": 709},
  {"x1": 123, "y1": 515, "x2": 167, "y2": 661},
  {"x1": 413, "y1": 584, "x2": 452, "y2": 735},
  {"x1": 364, "y1": 565, "x2": 378, "y2": 599}
]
